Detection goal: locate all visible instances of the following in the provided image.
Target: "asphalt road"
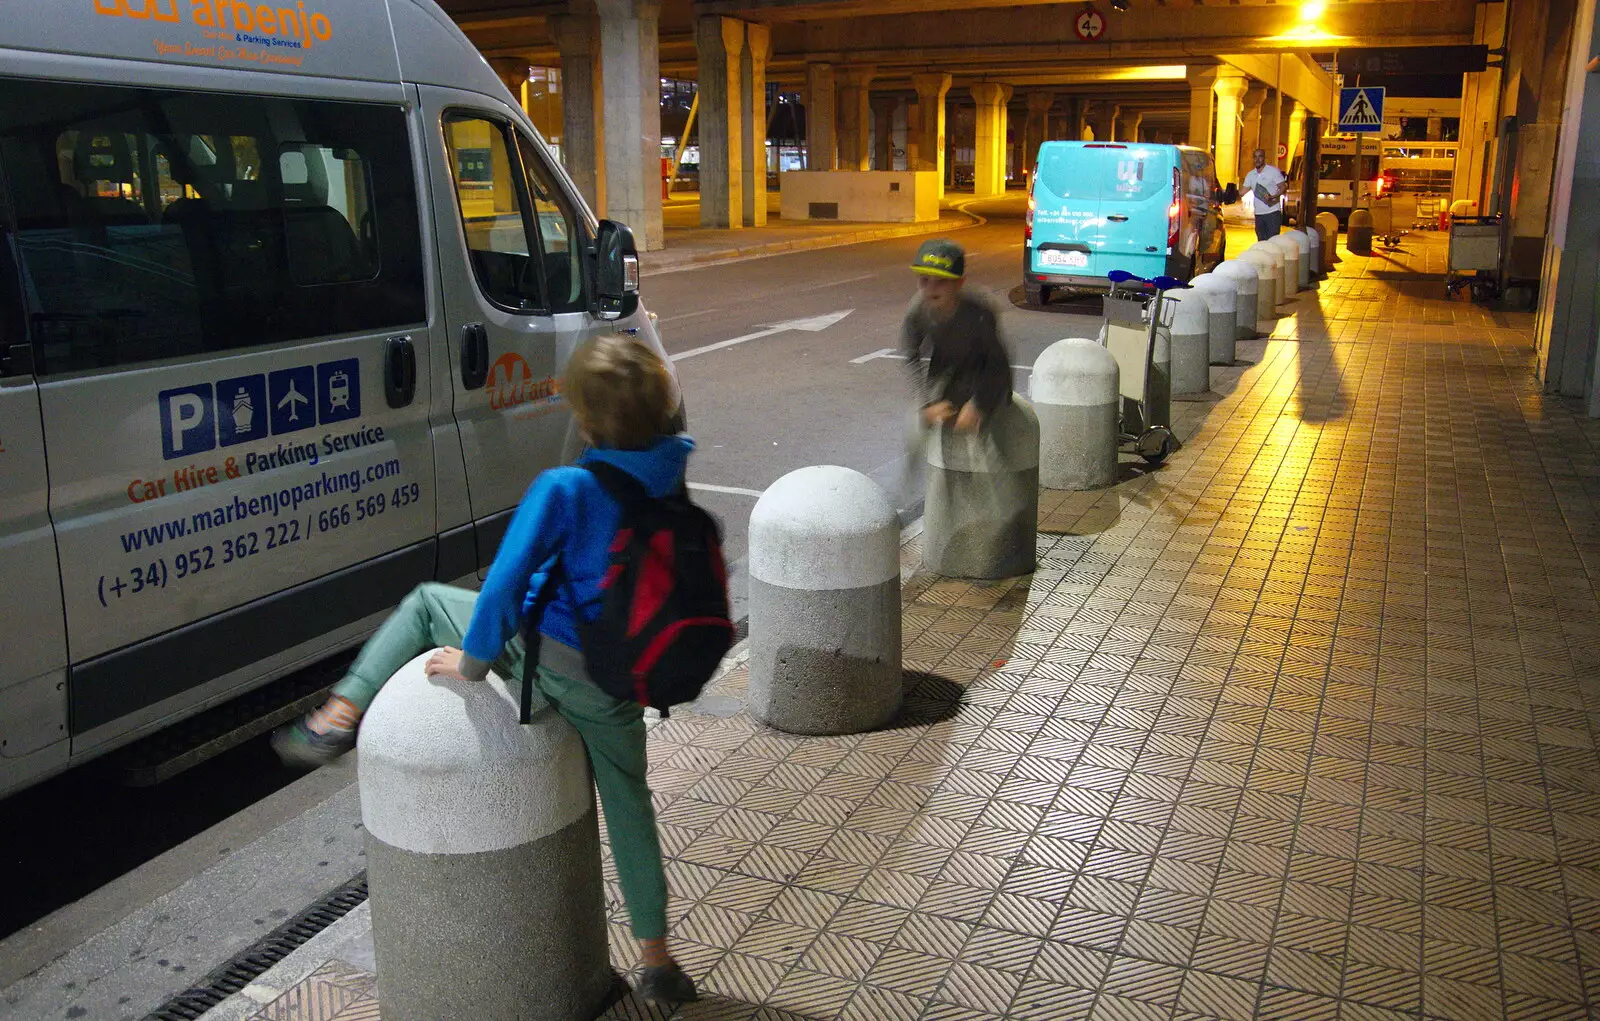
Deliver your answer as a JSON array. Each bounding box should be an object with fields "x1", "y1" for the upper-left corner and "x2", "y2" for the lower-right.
[{"x1": 645, "y1": 193, "x2": 1107, "y2": 613}]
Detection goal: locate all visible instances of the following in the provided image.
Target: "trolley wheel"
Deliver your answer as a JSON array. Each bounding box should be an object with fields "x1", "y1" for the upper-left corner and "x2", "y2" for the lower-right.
[{"x1": 1136, "y1": 427, "x2": 1176, "y2": 464}]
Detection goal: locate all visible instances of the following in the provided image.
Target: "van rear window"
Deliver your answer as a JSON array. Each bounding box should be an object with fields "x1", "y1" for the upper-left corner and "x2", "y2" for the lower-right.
[{"x1": 0, "y1": 79, "x2": 425, "y2": 375}]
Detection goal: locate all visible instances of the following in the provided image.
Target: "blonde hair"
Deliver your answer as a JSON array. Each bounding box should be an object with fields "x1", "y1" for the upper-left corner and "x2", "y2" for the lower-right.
[{"x1": 564, "y1": 334, "x2": 676, "y2": 450}]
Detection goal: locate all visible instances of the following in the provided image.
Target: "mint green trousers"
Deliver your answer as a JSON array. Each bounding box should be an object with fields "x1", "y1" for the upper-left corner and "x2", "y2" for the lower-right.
[{"x1": 333, "y1": 582, "x2": 668, "y2": 940}]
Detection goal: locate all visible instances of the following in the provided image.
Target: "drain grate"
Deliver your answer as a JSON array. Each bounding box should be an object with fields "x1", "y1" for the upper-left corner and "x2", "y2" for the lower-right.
[{"x1": 143, "y1": 872, "x2": 369, "y2": 1021}]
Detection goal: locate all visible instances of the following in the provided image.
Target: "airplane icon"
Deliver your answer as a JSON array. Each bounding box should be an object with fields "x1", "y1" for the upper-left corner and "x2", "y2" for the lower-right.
[{"x1": 276, "y1": 380, "x2": 310, "y2": 422}]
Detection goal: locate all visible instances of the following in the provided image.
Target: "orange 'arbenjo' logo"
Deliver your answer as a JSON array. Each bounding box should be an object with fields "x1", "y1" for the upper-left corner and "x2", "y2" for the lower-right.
[{"x1": 93, "y1": 0, "x2": 334, "y2": 48}]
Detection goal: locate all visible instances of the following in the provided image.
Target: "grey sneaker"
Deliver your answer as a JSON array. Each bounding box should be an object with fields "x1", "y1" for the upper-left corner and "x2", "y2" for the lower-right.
[
  {"x1": 635, "y1": 963, "x2": 698, "y2": 1005},
  {"x1": 270, "y1": 717, "x2": 356, "y2": 768}
]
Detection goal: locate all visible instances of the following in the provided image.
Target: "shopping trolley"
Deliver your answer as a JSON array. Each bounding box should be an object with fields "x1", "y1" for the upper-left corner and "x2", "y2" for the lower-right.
[{"x1": 1101, "y1": 270, "x2": 1182, "y2": 465}]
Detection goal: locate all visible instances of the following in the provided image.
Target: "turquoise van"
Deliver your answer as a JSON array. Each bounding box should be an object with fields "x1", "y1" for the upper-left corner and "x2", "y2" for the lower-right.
[{"x1": 1025, "y1": 141, "x2": 1225, "y2": 304}]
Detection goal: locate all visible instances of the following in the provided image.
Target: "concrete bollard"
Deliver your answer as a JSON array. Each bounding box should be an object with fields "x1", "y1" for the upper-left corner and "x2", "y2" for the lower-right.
[
  {"x1": 748, "y1": 466, "x2": 902, "y2": 736},
  {"x1": 925, "y1": 396, "x2": 1040, "y2": 579},
  {"x1": 1263, "y1": 236, "x2": 1300, "y2": 295},
  {"x1": 1213, "y1": 260, "x2": 1260, "y2": 340},
  {"x1": 1255, "y1": 242, "x2": 1291, "y2": 300},
  {"x1": 1282, "y1": 232, "x2": 1313, "y2": 289},
  {"x1": 360, "y1": 655, "x2": 614, "y2": 1021},
  {"x1": 1032, "y1": 338, "x2": 1119, "y2": 490},
  {"x1": 1347, "y1": 208, "x2": 1374, "y2": 255},
  {"x1": 1286, "y1": 229, "x2": 1315, "y2": 287},
  {"x1": 1304, "y1": 226, "x2": 1322, "y2": 277},
  {"x1": 1165, "y1": 286, "x2": 1210, "y2": 396},
  {"x1": 1186, "y1": 273, "x2": 1237, "y2": 366},
  {"x1": 1315, "y1": 212, "x2": 1340, "y2": 266},
  {"x1": 1239, "y1": 249, "x2": 1280, "y2": 313}
]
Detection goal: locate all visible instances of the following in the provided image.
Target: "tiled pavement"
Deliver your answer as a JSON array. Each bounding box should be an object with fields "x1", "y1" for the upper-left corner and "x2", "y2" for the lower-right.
[{"x1": 251, "y1": 234, "x2": 1600, "y2": 1021}]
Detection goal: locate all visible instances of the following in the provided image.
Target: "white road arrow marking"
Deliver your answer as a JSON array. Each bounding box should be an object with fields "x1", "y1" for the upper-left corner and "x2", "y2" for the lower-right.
[
  {"x1": 689, "y1": 482, "x2": 766, "y2": 498},
  {"x1": 850, "y1": 349, "x2": 1034, "y2": 371},
  {"x1": 670, "y1": 309, "x2": 854, "y2": 362}
]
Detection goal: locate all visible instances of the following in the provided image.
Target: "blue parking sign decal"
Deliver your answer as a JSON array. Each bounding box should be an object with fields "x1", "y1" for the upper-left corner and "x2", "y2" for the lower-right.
[
  {"x1": 216, "y1": 374, "x2": 269, "y2": 448},
  {"x1": 268, "y1": 365, "x2": 318, "y2": 436},
  {"x1": 160, "y1": 383, "x2": 216, "y2": 460},
  {"x1": 317, "y1": 359, "x2": 361, "y2": 425}
]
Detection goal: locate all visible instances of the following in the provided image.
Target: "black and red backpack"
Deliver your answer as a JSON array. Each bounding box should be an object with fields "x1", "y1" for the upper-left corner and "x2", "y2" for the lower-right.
[{"x1": 520, "y1": 461, "x2": 734, "y2": 722}]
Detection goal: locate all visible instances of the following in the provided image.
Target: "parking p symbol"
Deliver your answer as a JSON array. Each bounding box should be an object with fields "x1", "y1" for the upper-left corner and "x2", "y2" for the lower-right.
[{"x1": 160, "y1": 383, "x2": 216, "y2": 460}]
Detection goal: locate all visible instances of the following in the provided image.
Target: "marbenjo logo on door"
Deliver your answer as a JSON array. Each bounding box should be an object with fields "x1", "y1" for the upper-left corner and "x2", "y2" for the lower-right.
[{"x1": 487, "y1": 353, "x2": 562, "y2": 412}]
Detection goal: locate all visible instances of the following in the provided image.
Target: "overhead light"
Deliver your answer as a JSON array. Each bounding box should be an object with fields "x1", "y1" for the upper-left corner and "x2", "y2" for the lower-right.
[
  {"x1": 1301, "y1": 0, "x2": 1326, "y2": 18},
  {"x1": 1110, "y1": 0, "x2": 1129, "y2": 10}
]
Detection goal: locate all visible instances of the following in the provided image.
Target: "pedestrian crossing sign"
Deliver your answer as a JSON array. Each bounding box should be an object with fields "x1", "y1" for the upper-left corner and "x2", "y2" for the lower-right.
[{"x1": 1338, "y1": 86, "x2": 1385, "y2": 132}]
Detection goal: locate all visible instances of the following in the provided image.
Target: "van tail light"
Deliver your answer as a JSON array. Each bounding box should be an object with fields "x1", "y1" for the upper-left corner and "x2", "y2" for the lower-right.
[
  {"x1": 1168, "y1": 169, "x2": 1181, "y2": 252},
  {"x1": 1025, "y1": 196, "x2": 1035, "y2": 241}
]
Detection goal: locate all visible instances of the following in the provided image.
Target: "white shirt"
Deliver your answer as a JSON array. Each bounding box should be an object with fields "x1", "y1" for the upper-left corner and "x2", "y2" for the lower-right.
[{"x1": 1242, "y1": 165, "x2": 1287, "y2": 213}]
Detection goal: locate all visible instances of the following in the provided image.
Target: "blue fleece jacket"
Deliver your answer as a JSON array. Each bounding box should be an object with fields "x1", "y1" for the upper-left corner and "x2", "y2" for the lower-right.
[{"x1": 458, "y1": 435, "x2": 695, "y2": 680}]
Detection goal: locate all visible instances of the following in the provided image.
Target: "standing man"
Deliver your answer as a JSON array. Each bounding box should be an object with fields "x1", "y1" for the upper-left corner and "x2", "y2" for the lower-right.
[{"x1": 1242, "y1": 147, "x2": 1288, "y2": 241}]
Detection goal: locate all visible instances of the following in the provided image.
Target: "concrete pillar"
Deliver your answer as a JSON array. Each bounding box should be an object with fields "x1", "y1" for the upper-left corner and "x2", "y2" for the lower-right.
[
  {"x1": 805, "y1": 63, "x2": 836, "y2": 171},
  {"x1": 1213, "y1": 72, "x2": 1250, "y2": 189},
  {"x1": 1116, "y1": 109, "x2": 1144, "y2": 146},
  {"x1": 1187, "y1": 67, "x2": 1216, "y2": 152},
  {"x1": 1456, "y1": 0, "x2": 1509, "y2": 207},
  {"x1": 1033, "y1": 339, "x2": 1119, "y2": 491},
  {"x1": 924, "y1": 397, "x2": 1040, "y2": 579},
  {"x1": 361, "y1": 655, "x2": 612, "y2": 1021},
  {"x1": 1259, "y1": 88, "x2": 1282, "y2": 171},
  {"x1": 748, "y1": 467, "x2": 902, "y2": 736},
  {"x1": 742, "y1": 22, "x2": 770, "y2": 226},
  {"x1": 1069, "y1": 98, "x2": 1089, "y2": 141},
  {"x1": 872, "y1": 95, "x2": 896, "y2": 170},
  {"x1": 911, "y1": 72, "x2": 951, "y2": 196},
  {"x1": 548, "y1": 12, "x2": 603, "y2": 212},
  {"x1": 695, "y1": 16, "x2": 744, "y2": 230},
  {"x1": 1534, "y1": 0, "x2": 1600, "y2": 402},
  {"x1": 836, "y1": 67, "x2": 875, "y2": 171},
  {"x1": 595, "y1": 0, "x2": 662, "y2": 250},
  {"x1": 1023, "y1": 92, "x2": 1053, "y2": 176},
  {"x1": 1286, "y1": 102, "x2": 1307, "y2": 169},
  {"x1": 1239, "y1": 85, "x2": 1268, "y2": 184},
  {"x1": 972, "y1": 83, "x2": 1012, "y2": 196}
]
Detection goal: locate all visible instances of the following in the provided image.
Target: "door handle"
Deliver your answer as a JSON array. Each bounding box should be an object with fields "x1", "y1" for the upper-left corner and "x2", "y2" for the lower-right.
[
  {"x1": 461, "y1": 322, "x2": 488, "y2": 391},
  {"x1": 385, "y1": 335, "x2": 416, "y2": 408},
  {"x1": 1107, "y1": 214, "x2": 1130, "y2": 223}
]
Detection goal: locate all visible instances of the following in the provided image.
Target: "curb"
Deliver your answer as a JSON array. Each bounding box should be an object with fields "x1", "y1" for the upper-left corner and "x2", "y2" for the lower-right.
[{"x1": 642, "y1": 198, "x2": 992, "y2": 278}]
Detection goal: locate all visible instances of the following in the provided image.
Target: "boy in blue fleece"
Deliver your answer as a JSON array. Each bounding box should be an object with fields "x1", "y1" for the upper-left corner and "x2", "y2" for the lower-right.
[{"x1": 272, "y1": 334, "x2": 697, "y2": 1004}]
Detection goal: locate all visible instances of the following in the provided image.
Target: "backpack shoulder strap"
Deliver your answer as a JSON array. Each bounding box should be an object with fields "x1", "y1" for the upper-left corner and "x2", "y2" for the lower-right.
[{"x1": 518, "y1": 559, "x2": 561, "y2": 725}]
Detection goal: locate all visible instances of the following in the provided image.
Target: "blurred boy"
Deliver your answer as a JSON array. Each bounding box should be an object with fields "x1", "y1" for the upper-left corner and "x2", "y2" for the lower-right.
[
  {"x1": 272, "y1": 335, "x2": 698, "y2": 1005},
  {"x1": 901, "y1": 238, "x2": 1013, "y2": 434}
]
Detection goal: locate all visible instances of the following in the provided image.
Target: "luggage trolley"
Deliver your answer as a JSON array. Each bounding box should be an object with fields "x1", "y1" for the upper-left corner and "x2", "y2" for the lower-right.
[
  {"x1": 1102, "y1": 270, "x2": 1181, "y2": 465},
  {"x1": 1446, "y1": 215, "x2": 1501, "y2": 301}
]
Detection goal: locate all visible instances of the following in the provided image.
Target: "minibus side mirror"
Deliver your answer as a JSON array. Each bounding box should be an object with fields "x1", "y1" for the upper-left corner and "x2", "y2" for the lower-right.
[{"x1": 593, "y1": 219, "x2": 641, "y2": 321}]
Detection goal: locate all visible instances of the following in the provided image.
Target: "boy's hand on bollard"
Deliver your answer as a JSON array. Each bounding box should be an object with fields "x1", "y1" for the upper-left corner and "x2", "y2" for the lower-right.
[
  {"x1": 954, "y1": 401, "x2": 983, "y2": 433},
  {"x1": 425, "y1": 646, "x2": 470, "y2": 682},
  {"x1": 922, "y1": 401, "x2": 956, "y2": 427}
]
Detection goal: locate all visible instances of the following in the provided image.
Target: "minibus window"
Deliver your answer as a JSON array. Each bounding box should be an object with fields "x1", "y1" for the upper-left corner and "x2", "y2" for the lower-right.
[
  {"x1": 517, "y1": 133, "x2": 585, "y2": 315},
  {"x1": 444, "y1": 115, "x2": 542, "y2": 311},
  {"x1": 0, "y1": 79, "x2": 424, "y2": 374}
]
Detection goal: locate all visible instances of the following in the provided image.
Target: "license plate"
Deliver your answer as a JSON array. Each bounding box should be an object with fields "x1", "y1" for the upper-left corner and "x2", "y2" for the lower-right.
[{"x1": 1039, "y1": 249, "x2": 1088, "y2": 269}]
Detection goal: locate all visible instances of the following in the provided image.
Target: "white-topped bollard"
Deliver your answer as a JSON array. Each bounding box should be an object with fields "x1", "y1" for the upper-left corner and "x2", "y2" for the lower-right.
[
  {"x1": 1165, "y1": 286, "x2": 1210, "y2": 397},
  {"x1": 1240, "y1": 248, "x2": 1281, "y2": 311},
  {"x1": 1214, "y1": 260, "x2": 1260, "y2": 341},
  {"x1": 1269, "y1": 234, "x2": 1306, "y2": 292},
  {"x1": 1263, "y1": 236, "x2": 1299, "y2": 295},
  {"x1": 749, "y1": 467, "x2": 902, "y2": 736},
  {"x1": 1186, "y1": 273, "x2": 1237, "y2": 366},
  {"x1": 1316, "y1": 212, "x2": 1340, "y2": 267},
  {"x1": 360, "y1": 655, "x2": 614, "y2": 1021},
  {"x1": 925, "y1": 396, "x2": 1040, "y2": 579},
  {"x1": 1032, "y1": 338, "x2": 1119, "y2": 490},
  {"x1": 1304, "y1": 226, "x2": 1323, "y2": 277}
]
